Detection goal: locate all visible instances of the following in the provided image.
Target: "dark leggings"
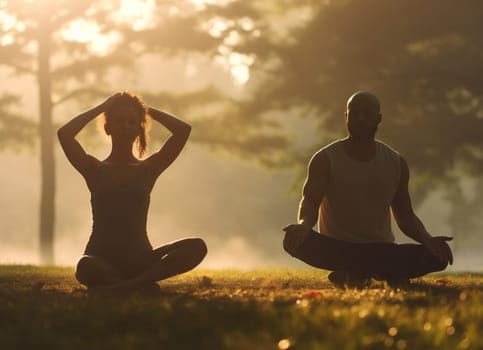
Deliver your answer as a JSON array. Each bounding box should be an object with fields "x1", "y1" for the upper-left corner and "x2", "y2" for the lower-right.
[
  {"x1": 76, "y1": 237, "x2": 207, "y2": 287},
  {"x1": 284, "y1": 230, "x2": 447, "y2": 279}
]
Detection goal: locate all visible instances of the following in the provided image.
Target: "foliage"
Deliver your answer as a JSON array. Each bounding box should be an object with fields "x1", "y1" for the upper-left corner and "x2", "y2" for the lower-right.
[
  {"x1": 0, "y1": 93, "x2": 36, "y2": 151},
  {"x1": 135, "y1": 0, "x2": 297, "y2": 166},
  {"x1": 142, "y1": 87, "x2": 293, "y2": 167},
  {"x1": 0, "y1": 266, "x2": 481, "y2": 350},
  {"x1": 1, "y1": 1, "x2": 122, "y2": 99}
]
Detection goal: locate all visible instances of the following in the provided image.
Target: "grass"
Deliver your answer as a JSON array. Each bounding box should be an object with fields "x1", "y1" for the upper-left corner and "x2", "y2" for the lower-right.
[{"x1": 0, "y1": 266, "x2": 481, "y2": 350}]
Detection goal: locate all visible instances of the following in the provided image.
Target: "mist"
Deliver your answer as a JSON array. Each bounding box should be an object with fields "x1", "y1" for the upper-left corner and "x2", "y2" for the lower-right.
[
  {"x1": 1, "y1": 145, "x2": 481, "y2": 270},
  {"x1": 0, "y1": 146, "x2": 296, "y2": 269}
]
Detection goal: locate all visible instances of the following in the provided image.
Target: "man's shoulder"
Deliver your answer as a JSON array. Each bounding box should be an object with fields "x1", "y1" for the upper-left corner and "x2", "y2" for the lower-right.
[
  {"x1": 375, "y1": 139, "x2": 401, "y2": 157},
  {"x1": 308, "y1": 140, "x2": 345, "y2": 169},
  {"x1": 321, "y1": 139, "x2": 344, "y2": 151},
  {"x1": 315, "y1": 139, "x2": 344, "y2": 158},
  {"x1": 312, "y1": 140, "x2": 341, "y2": 157}
]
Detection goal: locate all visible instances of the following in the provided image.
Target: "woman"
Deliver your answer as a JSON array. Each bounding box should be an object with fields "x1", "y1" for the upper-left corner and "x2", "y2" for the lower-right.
[{"x1": 58, "y1": 91, "x2": 207, "y2": 289}]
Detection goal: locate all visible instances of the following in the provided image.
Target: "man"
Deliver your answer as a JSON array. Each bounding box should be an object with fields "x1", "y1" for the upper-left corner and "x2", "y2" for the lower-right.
[{"x1": 283, "y1": 91, "x2": 453, "y2": 287}]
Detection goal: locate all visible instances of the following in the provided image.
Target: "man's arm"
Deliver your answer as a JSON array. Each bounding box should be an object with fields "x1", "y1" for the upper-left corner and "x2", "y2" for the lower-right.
[
  {"x1": 298, "y1": 150, "x2": 330, "y2": 227},
  {"x1": 283, "y1": 150, "x2": 329, "y2": 248},
  {"x1": 391, "y1": 156, "x2": 453, "y2": 265}
]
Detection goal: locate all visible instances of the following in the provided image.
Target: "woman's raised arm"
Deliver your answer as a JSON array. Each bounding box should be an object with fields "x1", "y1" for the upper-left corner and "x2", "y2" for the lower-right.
[
  {"x1": 144, "y1": 107, "x2": 191, "y2": 179},
  {"x1": 58, "y1": 94, "x2": 118, "y2": 178}
]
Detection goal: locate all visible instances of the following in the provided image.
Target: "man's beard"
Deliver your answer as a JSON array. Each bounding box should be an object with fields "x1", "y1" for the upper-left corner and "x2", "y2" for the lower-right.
[{"x1": 347, "y1": 123, "x2": 378, "y2": 140}]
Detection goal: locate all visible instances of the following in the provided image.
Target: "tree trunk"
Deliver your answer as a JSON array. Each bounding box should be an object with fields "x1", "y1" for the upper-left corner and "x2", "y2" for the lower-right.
[{"x1": 37, "y1": 19, "x2": 55, "y2": 265}]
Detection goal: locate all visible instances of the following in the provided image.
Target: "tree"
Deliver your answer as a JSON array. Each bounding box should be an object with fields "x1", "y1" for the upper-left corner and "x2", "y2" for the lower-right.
[{"x1": 0, "y1": 0, "x2": 137, "y2": 263}]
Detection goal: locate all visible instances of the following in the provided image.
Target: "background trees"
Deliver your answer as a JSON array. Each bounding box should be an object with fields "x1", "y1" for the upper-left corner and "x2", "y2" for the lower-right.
[{"x1": 1, "y1": 0, "x2": 482, "y2": 264}]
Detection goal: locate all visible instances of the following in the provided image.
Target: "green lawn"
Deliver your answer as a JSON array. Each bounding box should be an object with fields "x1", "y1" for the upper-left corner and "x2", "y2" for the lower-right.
[{"x1": 0, "y1": 266, "x2": 481, "y2": 350}]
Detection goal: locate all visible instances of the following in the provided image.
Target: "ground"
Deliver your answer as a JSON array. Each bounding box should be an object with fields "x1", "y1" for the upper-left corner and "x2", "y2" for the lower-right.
[{"x1": 0, "y1": 266, "x2": 481, "y2": 350}]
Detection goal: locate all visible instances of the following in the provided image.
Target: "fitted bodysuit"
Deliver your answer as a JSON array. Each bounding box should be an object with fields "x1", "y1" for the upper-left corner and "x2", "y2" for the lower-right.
[{"x1": 84, "y1": 162, "x2": 156, "y2": 277}]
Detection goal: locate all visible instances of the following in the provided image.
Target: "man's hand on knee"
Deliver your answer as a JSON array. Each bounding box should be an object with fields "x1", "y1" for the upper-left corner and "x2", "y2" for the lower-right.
[
  {"x1": 282, "y1": 224, "x2": 312, "y2": 254},
  {"x1": 424, "y1": 236, "x2": 454, "y2": 266}
]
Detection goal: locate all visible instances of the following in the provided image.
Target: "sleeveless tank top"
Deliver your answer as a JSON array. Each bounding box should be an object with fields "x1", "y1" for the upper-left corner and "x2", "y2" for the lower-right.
[
  {"x1": 318, "y1": 139, "x2": 401, "y2": 243},
  {"x1": 84, "y1": 163, "x2": 153, "y2": 263}
]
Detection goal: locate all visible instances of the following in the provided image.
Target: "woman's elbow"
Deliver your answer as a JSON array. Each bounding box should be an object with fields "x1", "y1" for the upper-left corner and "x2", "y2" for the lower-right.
[
  {"x1": 184, "y1": 122, "x2": 192, "y2": 133},
  {"x1": 181, "y1": 123, "x2": 191, "y2": 138},
  {"x1": 57, "y1": 126, "x2": 67, "y2": 141},
  {"x1": 57, "y1": 125, "x2": 74, "y2": 144}
]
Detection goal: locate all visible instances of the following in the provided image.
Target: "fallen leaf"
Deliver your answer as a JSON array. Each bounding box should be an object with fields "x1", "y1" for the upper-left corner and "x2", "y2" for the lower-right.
[
  {"x1": 436, "y1": 278, "x2": 451, "y2": 286},
  {"x1": 302, "y1": 291, "x2": 323, "y2": 298}
]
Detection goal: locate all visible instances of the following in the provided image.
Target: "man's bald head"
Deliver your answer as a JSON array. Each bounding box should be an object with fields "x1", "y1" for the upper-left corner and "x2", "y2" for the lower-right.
[
  {"x1": 346, "y1": 91, "x2": 381, "y2": 112},
  {"x1": 345, "y1": 91, "x2": 382, "y2": 140}
]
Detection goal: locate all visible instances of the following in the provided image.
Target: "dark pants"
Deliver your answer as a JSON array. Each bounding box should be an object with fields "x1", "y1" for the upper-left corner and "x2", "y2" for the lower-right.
[{"x1": 284, "y1": 230, "x2": 447, "y2": 280}]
